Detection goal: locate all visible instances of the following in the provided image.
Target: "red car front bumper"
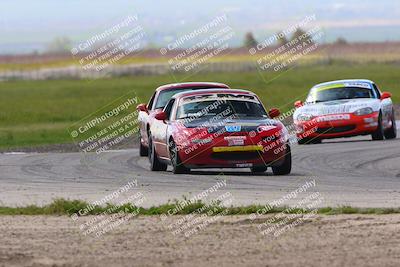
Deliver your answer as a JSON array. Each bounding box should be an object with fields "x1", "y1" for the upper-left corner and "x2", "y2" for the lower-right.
[
  {"x1": 295, "y1": 112, "x2": 379, "y2": 139},
  {"x1": 176, "y1": 130, "x2": 289, "y2": 169}
]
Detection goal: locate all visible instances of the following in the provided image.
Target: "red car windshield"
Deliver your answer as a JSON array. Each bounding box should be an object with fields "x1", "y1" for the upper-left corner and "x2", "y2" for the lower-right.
[
  {"x1": 176, "y1": 99, "x2": 267, "y2": 119},
  {"x1": 155, "y1": 86, "x2": 226, "y2": 109}
]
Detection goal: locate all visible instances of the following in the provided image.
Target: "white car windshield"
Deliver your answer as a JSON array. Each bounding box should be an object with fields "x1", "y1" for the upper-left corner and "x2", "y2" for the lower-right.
[
  {"x1": 306, "y1": 87, "x2": 374, "y2": 103},
  {"x1": 155, "y1": 89, "x2": 194, "y2": 109}
]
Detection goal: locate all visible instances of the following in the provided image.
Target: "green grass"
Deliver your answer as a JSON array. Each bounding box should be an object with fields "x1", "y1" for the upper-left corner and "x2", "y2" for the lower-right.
[
  {"x1": 0, "y1": 198, "x2": 399, "y2": 216},
  {"x1": 0, "y1": 62, "x2": 399, "y2": 149}
]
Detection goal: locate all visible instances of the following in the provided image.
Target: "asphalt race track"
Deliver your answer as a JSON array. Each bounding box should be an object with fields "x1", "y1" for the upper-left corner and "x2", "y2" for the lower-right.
[{"x1": 1, "y1": 125, "x2": 400, "y2": 208}]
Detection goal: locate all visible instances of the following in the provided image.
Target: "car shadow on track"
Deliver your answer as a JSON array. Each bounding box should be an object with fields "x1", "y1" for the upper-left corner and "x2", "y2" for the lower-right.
[
  {"x1": 175, "y1": 170, "x2": 301, "y2": 177},
  {"x1": 319, "y1": 138, "x2": 399, "y2": 144},
  {"x1": 308, "y1": 136, "x2": 375, "y2": 144}
]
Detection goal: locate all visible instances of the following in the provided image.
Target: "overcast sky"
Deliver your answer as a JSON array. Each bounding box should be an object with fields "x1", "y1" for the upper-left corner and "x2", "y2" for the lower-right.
[{"x1": 1, "y1": 0, "x2": 400, "y2": 53}]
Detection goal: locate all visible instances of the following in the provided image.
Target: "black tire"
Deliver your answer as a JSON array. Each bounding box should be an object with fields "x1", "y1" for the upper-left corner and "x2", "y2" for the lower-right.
[
  {"x1": 310, "y1": 138, "x2": 322, "y2": 144},
  {"x1": 298, "y1": 137, "x2": 321, "y2": 145},
  {"x1": 169, "y1": 140, "x2": 190, "y2": 174},
  {"x1": 148, "y1": 134, "x2": 167, "y2": 171},
  {"x1": 297, "y1": 137, "x2": 310, "y2": 145},
  {"x1": 372, "y1": 112, "x2": 384, "y2": 140},
  {"x1": 272, "y1": 145, "x2": 292, "y2": 175},
  {"x1": 384, "y1": 111, "x2": 397, "y2": 139},
  {"x1": 139, "y1": 140, "x2": 148, "y2": 157},
  {"x1": 250, "y1": 166, "x2": 268, "y2": 173}
]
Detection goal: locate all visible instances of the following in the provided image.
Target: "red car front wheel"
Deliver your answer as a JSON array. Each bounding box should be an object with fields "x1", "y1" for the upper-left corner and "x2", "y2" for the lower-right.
[
  {"x1": 148, "y1": 134, "x2": 167, "y2": 171},
  {"x1": 169, "y1": 140, "x2": 190, "y2": 174},
  {"x1": 272, "y1": 145, "x2": 292, "y2": 175}
]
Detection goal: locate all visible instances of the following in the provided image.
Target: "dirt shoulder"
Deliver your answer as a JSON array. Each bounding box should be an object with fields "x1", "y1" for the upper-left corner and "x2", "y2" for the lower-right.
[{"x1": 0, "y1": 214, "x2": 399, "y2": 267}]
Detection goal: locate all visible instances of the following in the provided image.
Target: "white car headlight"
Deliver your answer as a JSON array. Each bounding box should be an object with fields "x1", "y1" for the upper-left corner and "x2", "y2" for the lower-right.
[
  {"x1": 354, "y1": 107, "x2": 373, "y2": 116},
  {"x1": 296, "y1": 113, "x2": 314, "y2": 121}
]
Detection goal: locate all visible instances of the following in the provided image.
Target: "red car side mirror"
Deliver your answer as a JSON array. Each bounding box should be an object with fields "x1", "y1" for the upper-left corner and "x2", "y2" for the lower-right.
[
  {"x1": 268, "y1": 108, "x2": 280, "y2": 118},
  {"x1": 154, "y1": 111, "x2": 167, "y2": 121},
  {"x1": 137, "y1": 103, "x2": 148, "y2": 112},
  {"x1": 381, "y1": 92, "x2": 391, "y2": 100},
  {"x1": 294, "y1": 100, "x2": 303, "y2": 108}
]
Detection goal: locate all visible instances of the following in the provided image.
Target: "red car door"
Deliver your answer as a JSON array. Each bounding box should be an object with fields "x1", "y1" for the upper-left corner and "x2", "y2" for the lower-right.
[{"x1": 152, "y1": 99, "x2": 176, "y2": 159}]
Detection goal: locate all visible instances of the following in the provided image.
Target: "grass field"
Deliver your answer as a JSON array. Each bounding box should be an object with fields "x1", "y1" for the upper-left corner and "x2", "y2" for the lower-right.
[
  {"x1": 0, "y1": 62, "x2": 399, "y2": 149},
  {"x1": 1, "y1": 198, "x2": 399, "y2": 215}
]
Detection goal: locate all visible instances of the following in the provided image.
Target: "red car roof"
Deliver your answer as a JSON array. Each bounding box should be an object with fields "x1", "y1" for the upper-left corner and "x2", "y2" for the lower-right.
[
  {"x1": 173, "y1": 88, "x2": 254, "y2": 99},
  {"x1": 155, "y1": 82, "x2": 229, "y2": 92}
]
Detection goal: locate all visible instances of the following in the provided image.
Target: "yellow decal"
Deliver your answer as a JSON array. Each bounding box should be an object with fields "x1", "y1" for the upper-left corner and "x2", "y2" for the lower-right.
[
  {"x1": 212, "y1": 145, "x2": 263, "y2": 152},
  {"x1": 315, "y1": 83, "x2": 345, "y2": 92}
]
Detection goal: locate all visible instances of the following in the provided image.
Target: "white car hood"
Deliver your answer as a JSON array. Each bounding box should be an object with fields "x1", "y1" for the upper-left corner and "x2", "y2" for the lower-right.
[{"x1": 294, "y1": 98, "x2": 381, "y2": 118}]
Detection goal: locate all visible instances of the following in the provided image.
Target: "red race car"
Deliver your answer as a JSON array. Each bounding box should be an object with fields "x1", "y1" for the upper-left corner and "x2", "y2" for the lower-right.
[
  {"x1": 147, "y1": 89, "x2": 292, "y2": 175},
  {"x1": 136, "y1": 82, "x2": 229, "y2": 156}
]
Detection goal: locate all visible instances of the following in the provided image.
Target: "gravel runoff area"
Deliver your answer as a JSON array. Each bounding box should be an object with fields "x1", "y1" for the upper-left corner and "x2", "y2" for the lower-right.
[{"x1": 0, "y1": 214, "x2": 399, "y2": 267}]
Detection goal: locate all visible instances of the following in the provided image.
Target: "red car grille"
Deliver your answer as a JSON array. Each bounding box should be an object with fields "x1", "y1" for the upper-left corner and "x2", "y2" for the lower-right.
[
  {"x1": 316, "y1": 125, "x2": 356, "y2": 134},
  {"x1": 211, "y1": 151, "x2": 261, "y2": 161}
]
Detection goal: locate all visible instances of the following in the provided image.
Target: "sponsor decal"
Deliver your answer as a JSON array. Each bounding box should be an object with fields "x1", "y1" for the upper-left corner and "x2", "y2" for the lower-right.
[
  {"x1": 315, "y1": 82, "x2": 372, "y2": 91},
  {"x1": 236, "y1": 163, "x2": 253, "y2": 167},
  {"x1": 315, "y1": 83, "x2": 345, "y2": 91},
  {"x1": 225, "y1": 125, "x2": 241, "y2": 132},
  {"x1": 224, "y1": 136, "x2": 246, "y2": 146},
  {"x1": 257, "y1": 125, "x2": 277, "y2": 132},
  {"x1": 301, "y1": 102, "x2": 373, "y2": 116},
  {"x1": 317, "y1": 114, "x2": 350, "y2": 122},
  {"x1": 318, "y1": 105, "x2": 351, "y2": 114},
  {"x1": 344, "y1": 82, "x2": 372, "y2": 89}
]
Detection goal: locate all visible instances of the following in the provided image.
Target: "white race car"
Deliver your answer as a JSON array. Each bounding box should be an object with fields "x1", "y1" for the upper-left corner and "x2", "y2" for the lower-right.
[{"x1": 293, "y1": 79, "x2": 397, "y2": 144}]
